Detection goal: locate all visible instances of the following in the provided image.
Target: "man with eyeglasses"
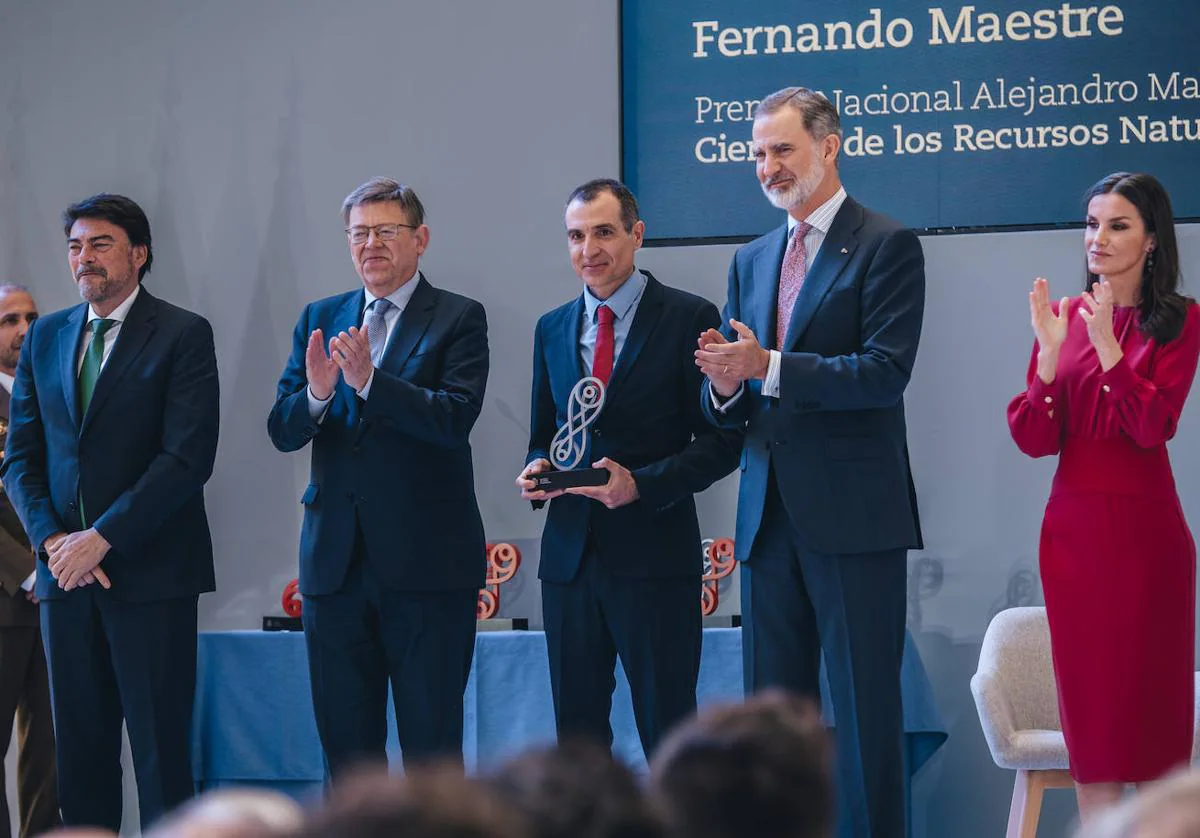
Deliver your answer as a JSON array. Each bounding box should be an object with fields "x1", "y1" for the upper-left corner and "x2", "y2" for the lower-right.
[{"x1": 268, "y1": 177, "x2": 489, "y2": 774}]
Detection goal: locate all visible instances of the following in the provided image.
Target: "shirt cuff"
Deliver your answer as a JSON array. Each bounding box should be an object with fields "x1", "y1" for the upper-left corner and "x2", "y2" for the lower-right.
[
  {"x1": 710, "y1": 381, "x2": 745, "y2": 413},
  {"x1": 761, "y1": 350, "x2": 782, "y2": 398},
  {"x1": 20, "y1": 571, "x2": 36, "y2": 592},
  {"x1": 307, "y1": 386, "x2": 334, "y2": 422},
  {"x1": 1099, "y1": 354, "x2": 1136, "y2": 399},
  {"x1": 1026, "y1": 374, "x2": 1062, "y2": 419},
  {"x1": 356, "y1": 369, "x2": 375, "y2": 400}
]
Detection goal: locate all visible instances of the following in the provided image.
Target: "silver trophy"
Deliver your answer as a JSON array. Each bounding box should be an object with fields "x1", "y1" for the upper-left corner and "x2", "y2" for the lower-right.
[{"x1": 534, "y1": 377, "x2": 609, "y2": 491}]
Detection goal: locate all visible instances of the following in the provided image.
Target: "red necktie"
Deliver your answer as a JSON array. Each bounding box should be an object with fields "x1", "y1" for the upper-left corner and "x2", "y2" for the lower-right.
[
  {"x1": 776, "y1": 222, "x2": 812, "y2": 350},
  {"x1": 592, "y1": 304, "x2": 614, "y2": 385}
]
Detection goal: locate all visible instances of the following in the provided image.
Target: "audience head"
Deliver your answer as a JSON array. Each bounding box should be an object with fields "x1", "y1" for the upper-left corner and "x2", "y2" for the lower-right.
[
  {"x1": 293, "y1": 763, "x2": 528, "y2": 838},
  {"x1": 650, "y1": 690, "x2": 833, "y2": 838},
  {"x1": 1076, "y1": 768, "x2": 1200, "y2": 838},
  {"x1": 487, "y1": 739, "x2": 665, "y2": 838},
  {"x1": 145, "y1": 788, "x2": 304, "y2": 838},
  {"x1": 0, "y1": 283, "x2": 37, "y2": 376}
]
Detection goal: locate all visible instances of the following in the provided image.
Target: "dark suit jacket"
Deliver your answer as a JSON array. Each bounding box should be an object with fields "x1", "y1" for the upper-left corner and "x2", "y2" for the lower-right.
[
  {"x1": 702, "y1": 196, "x2": 925, "y2": 559},
  {"x1": 268, "y1": 275, "x2": 489, "y2": 596},
  {"x1": 528, "y1": 272, "x2": 742, "y2": 583},
  {"x1": 1, "y1": 288, "x2": 220, "y2": 602},
  {"x1": 0, "y1": 387, "x2": 38, "y2": 626}
]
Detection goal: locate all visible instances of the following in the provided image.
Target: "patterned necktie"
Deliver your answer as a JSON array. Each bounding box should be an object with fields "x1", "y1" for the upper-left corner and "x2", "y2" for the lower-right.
[
  {"x1": 775, "y1": 222, "x2": 812, "y2": 350},
  {"x1": 592, "y1": 304, "x2": 615, "y2": 386},
  {"x1": 78, "y1": 318, "x2": 115, "y2": 417},
  {"x1": 366, "y1": 298, "x2": 393, "y2": 366}
]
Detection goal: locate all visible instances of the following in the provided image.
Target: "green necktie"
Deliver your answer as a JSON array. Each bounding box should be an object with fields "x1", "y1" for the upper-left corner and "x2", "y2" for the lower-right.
[
  {"x1": 77, "y1": 317, "x2": 114, "y2": 526},
  {"x1": 78, "y1": 318, "x2": 115, "y2": 418}
]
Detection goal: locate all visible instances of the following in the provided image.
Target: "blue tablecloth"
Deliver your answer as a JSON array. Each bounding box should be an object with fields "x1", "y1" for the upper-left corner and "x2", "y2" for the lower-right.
[{"x1": 192, "y1": 628, "x2": 945, "y2": 790}]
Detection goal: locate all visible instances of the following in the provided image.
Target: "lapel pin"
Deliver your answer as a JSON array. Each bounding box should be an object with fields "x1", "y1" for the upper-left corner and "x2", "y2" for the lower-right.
[{"x1": 840, "y1": 247, "x2": 849, "y2": 254}]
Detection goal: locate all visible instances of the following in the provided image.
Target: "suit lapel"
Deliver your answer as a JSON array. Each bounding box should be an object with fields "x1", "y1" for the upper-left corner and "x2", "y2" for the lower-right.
[
  {"x1": 380, "y1": 274, "x2": 435, "y2": 374},
  {"x1": 58, "y1": 306, "x2": 88, "y2": 429},
  {"x1": 604, "y1": 271, "x2": 662, "y2": 397},
  {"x1": 783, "y1": 198, "x2": 863, "y2": 349},
  {"x1": 81, "y1": 290, "x2": 156, "y2": 434},
  {"x1": 754, "y1": 225, "x2": 788, "y2": 348},
  {"x1": 558, "y1": 296, "x2": 585, "y2": 399}
]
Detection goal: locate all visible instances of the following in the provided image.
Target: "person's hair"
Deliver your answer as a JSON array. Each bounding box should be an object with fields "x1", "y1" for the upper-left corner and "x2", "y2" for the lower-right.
[
  {"x1": 341, "y1": 177, "x2": 426, "y2": 227},
  {"x1": 145, "y1": 788, "x2": 304, "y2": 838},
  {"x1": 565, "y1": 179, "x2": 640, "y2": 233},
  {"x1": 754, "y1": 87, "x2": 842, "y2": 142},
  {"x1": 293, "y1": 764, "x2": 528, "y2": 838},
  {"x1": 1074, "y1": 767, "x2": 1200, "y2": 838},
  {"x1": 1084, "y1": 171, "x2": 1190, "y2": 344},
  {"x1": 0, "y1": 283, "x2": 32, "y2": 297},
  {"x1": 487, "y1": 740, "x2": 665, "y2": 838},
  {"x1": 649, "y1": 690, "x2": 833, "y2": 838},
  {"x1": 62, "y1": 194, "x2": 153, "y2": 281}
]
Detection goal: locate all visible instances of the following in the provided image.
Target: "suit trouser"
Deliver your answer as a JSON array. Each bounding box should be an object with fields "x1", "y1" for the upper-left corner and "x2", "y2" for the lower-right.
[
  {"x1": 41, "y1": 590, "x2": 198, "y2": 832},
  {"x1": 542, "y1": 540, "x2": 702, "y2": 758},
  {"x1": 742, "y1": 473, "x2": 907, "y2": 838},
  {"x1": 302, "y1": 524, "x2": 479, "y2": 778},
  {"x1": 0, "y1": 625, "x2": 58, "y2": 838}
]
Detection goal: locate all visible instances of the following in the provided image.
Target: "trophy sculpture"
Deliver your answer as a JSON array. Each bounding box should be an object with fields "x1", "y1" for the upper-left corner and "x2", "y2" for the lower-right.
[{"x1": 532, "y1": 376, "x2": 609, "y2": 492}]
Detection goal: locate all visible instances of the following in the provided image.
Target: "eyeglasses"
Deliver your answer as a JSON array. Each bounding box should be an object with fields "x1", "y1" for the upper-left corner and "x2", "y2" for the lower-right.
[{"x1": 345, "y1": 223, "x2": 418, "y2": 245}]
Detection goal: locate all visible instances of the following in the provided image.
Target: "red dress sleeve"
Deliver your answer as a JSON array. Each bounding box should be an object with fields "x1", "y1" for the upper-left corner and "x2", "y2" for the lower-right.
[
  {"x1": 1008, "y1": 339, "x2": 1066, "y2": 458},
  {"x1": 1101, "y1": 304, "x2": 1200, "y2": 449}
]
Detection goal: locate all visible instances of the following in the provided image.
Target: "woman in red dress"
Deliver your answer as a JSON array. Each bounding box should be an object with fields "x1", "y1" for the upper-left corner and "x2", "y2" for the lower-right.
[{"x1": 1008, "y1": 172, "x2": 1199, "y2": 823}]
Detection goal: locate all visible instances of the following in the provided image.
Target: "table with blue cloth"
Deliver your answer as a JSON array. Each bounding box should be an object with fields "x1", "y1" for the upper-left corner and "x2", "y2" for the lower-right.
[{"x1": 193, "y1": 628, "x2": 945, "y2": 800}]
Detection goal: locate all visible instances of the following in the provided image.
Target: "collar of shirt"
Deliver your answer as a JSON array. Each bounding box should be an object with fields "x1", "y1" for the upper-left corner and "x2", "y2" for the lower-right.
[
  {"x1": 363, "y1": 272, "x2": 420, "y2": 317},
  {"x1": 787, "y1": 186, "x2": 847, "y2": 238},
  {"x1": 582, "y1": 268, "x2": 647, "y2": 324},
  {"x1": 0, "y1": 371, "x2": 13, "y2": 394},
  {"x1": 87, "y1": 282, "x2": 141, "y2": 328}
]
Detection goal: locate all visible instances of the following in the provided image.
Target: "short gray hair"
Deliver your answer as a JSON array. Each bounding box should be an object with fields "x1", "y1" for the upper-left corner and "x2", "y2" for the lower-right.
[
  {"x1": 341, "y1": 177, "x2": 426, "y2": 226},
  {"x1": 0, "y1": 283, "x2": 32, "y2": 297},
  {"x1": 755, "y1": 87, "x2": 841, "y2": 141}
]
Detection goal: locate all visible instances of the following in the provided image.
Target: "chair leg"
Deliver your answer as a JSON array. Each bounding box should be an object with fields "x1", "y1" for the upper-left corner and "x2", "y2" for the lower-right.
[{"x1": 1006, "y1": 770, "x2": 1046, "y2": 838}]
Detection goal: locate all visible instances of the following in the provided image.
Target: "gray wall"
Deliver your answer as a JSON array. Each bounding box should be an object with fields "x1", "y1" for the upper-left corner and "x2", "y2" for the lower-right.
[{"x1": 3, "y1": 2, "x2": 1199, "y2": 836}]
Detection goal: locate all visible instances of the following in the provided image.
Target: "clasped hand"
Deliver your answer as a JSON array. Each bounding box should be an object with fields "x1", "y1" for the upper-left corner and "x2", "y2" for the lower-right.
[
  {"x1": 306, "y1": 323, "x2": 376, "y2": 398},
  {"x1": 44, "y1": 529, "x2": 111, "y2": 591},
  {"x1": 694, "y1": 320, "x2": 769, "y2": 397}
]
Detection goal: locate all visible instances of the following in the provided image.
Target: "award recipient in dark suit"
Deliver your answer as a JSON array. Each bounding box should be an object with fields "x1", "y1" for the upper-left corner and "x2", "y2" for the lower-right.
[
  {"x1": 696, "y1": 88, "x2": 925, "y2": 838},
  {"x1": 268, "y1": 177, "x2": 489, "y2": 776},
  {"x1": 517, "y1": 179, "x2": 741, "y2": 756},
  {"x1": 0, "y1": 284, "x2": 59, "y2": 838},
  {"x1": 2, "y1": 194, "x2": 220, "y2": 831}
]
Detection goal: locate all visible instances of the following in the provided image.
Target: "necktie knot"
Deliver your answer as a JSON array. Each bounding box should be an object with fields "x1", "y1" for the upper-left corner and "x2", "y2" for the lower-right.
[
  {"x1": 790, "y1": 222, "x2": 813, "y2": 248},
  {"x1": 371, "y1": 298, "x2": 393, "y2": 316},
  {"x1": 597, "y1": 304, "x2": 614, "y2": 326},
  {"x1": 90, "y1": 318, "x2": 115, "y2": 338}
]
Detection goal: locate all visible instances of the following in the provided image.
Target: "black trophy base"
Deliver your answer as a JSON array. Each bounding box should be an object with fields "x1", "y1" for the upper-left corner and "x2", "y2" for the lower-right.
[
  {"x1": 533, "y1": 468, "x2": 608, "y2": 491},
  {"x1": 263, "y1": 616, "x2": 303, "y2": 632}
]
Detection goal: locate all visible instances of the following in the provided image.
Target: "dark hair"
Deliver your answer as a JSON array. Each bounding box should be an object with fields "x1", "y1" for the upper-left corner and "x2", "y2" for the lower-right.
[
  {"x1": 487, "y1": 740, "x2": 665, "y2": 838},
  {"x1": 1084, "y1": 172, "x2": 1189, "y2": 344},
  {"x1": 755, "y1": 87, "x2": 842, "y2": 142},
  {"x1": 342, "y1": 177, "x2": 426, "y2": 227},
  {"x1": 294, "y1": 764, "x2": 527, "y2": 838},
  {"x1": 649, "y1": 691, "x2": 833, "y2": 838},
  {"x1": 566, "y1": 179, "x2": 640, "y2": 233},
  {"x1": 62, "y1": 194, "x2": 153, "y2": 281}
]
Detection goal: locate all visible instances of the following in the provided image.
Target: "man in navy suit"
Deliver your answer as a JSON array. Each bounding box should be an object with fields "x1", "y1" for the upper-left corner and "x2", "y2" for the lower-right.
[
  {"x1": 517, "y1": 179, "x2": 740, "y2": 756},
  {"x1": 2, "y1": 194, "x2": 220, "y2": 831},
  {"x1": 696, "y1": 88, "x2": 925, "y2": 838},
  {"x1": 268, "y1": 177, "x2": 488, "y2": 776}
]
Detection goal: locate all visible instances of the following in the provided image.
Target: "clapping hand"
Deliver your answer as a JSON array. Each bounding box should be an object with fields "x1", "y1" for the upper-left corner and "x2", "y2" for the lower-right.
[
  {"x1": 306, "y1": 329, "x2": 340, "y2": 400},
  {"x1": 1079, "y1": 279, "x2": 1123, "y2": 371},
  {"x1": 1030, "y1": 277, "x2": 1069, "y2": 353}
]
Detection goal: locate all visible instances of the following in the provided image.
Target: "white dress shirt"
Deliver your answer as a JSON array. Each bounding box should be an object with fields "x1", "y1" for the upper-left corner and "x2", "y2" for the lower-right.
[
  {"x1": 714, "y1": 187, "x2": 848, "y2": 411},
  {"x1": 78, "y1": 283, "x2": 141, "y2": 374},
  {"x1": 307, "y1": 275, "x2": 420, "y2": 421}
]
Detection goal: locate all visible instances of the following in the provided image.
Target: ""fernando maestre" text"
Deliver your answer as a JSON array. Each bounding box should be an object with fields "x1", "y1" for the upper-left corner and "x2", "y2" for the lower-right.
[{"x1": 692, "y1": 4, "x2": 1125, "y2": 57}]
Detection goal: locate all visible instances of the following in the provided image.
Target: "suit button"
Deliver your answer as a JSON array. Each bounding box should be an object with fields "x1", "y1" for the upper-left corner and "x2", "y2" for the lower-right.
[
  {"x1": 69, "y1": 502, "x2": 78, "y2": 511},
  {"x1": 774, "y1": 440, "x2": 787, "y2": 446}
]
